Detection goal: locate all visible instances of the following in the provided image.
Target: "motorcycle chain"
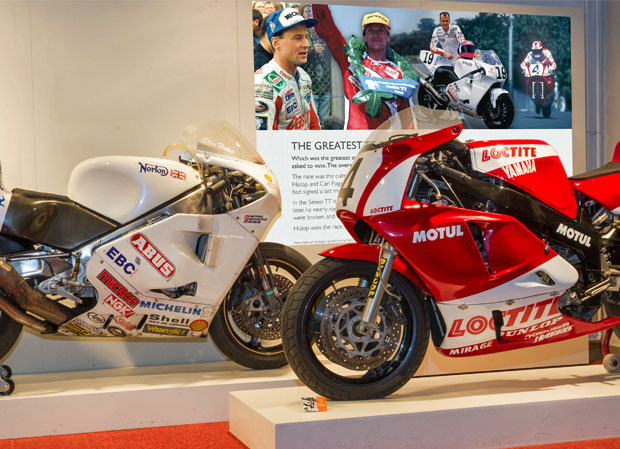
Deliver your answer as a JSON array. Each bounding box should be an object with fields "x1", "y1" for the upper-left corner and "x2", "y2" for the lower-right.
[{"x1": 317, "y1": 286, "x2": 403, "y2": 371}]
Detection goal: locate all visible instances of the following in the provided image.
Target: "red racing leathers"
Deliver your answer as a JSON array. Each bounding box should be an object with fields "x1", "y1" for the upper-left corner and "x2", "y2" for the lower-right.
[{"x1": 311, "y1": 4, "x2": 412, "y2": 130}]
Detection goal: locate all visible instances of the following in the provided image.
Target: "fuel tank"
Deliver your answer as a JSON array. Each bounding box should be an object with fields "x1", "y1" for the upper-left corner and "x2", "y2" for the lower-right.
[
  {"x1": 67, "y1": 156, "x2": 202, "y2": 223},
  {"x1": 468, "y1": 140, "x2": 577, "y2": 219}
]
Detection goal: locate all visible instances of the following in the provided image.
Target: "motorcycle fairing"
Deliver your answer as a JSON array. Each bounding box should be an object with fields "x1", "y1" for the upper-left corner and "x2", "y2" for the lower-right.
[
  {"x1": 468, "y1": 140, "x2": 578, "y2": 218},
  {"x1": 364, "y1": 206, "x2": 567, "y2": 302},
  {"x1": 570, "y1": 165, "x2": 620, "y2": 214},
  {"x1": 82, "y1": 212, "x2": 258, "y2": 337},
  {"x1": 68, "y1": 156, "x2": 203, "y2": 224},
  {"x1": 2, "y1": 188, "x2": 118, "y2": 251}
]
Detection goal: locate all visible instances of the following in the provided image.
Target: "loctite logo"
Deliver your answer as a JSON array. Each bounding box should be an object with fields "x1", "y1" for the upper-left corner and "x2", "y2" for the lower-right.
[
  {"x1": 555, "y1": 223, "x2": 592, "y2": 248},
  {"x1": 481, "y1": 146, "x2": 537, "y2": 161},
  {"x1": 447, "y1": 297, "x2": 558, "y2": 338},
  {"x1": 412, "y1": 225, "x2": 464, "y2": 243},
  {"x1": 369, "y1": 206, "x2": 393, "y2": 214},
  {"x1": 130, "y1": 233, "x2": 175, "y2": 277}
]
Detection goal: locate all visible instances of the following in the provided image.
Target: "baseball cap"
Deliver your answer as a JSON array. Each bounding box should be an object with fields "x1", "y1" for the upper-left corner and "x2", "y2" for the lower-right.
[
  {"x1": 362, "y1": 12, "x2": 391, "y2": 31},
  {"x1": 266, "y1": 8, "x2": 319, "y2": 43}
]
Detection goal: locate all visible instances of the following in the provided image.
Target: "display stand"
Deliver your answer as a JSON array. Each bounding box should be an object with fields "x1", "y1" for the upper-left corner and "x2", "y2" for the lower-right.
[
  {"x1": 229, "y1": 364, "x2": 620, "y2": 449},
  {"x1": 0, "y1": 361, "x2": 300, "y2": 439}
]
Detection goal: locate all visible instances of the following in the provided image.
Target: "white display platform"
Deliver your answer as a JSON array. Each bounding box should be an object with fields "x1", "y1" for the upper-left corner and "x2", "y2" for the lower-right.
[
  {"x1": 0, "y1": 361, "x2": 300, "y2": 440},
  {"x1": 229, "y1": 364, "x2": 620, "y2": 449}
]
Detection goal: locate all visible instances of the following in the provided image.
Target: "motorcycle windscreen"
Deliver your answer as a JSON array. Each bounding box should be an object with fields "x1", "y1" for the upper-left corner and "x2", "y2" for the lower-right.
[{"x1": 468, "y1": 140, "x2": 577, "y2": 218}]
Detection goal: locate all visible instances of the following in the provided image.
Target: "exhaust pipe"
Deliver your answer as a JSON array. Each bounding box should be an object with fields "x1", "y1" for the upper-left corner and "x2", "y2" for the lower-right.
[
  {"x1": 0, "y1": 295, "x2": 54, "y2": 333},
  {"x1": 419, "y1": 78, "x2": 449, "y2": 107},
  {"x1": 0, "y1": 259, "x2": 72, "y2": 331}
]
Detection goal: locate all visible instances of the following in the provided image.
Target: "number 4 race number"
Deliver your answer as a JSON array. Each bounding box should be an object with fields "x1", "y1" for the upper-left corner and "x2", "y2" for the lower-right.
[{"x1": 338, "y1": 157, "x2": 363, "y2": 207}]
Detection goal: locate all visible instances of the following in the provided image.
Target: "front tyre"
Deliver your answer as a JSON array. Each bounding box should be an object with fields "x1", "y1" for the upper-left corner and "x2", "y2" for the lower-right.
[
  {"x1": 482, "y1": 94, "x2": 514, "y2": 129},
  {"x1": 209, "y1": 242, "x2": 311, "y2": 370},
  {"x1": 542, "y1": 103, "x2": 552, "y2": 118},
  {"x1": 282, "y1": 258, "x2": 429, "y2": 400}
]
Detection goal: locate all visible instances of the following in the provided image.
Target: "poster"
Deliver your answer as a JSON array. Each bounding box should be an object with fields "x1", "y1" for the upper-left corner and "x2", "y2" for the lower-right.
[{"x1": 252, "y1": 3, "x2": 572, "y2": 246}]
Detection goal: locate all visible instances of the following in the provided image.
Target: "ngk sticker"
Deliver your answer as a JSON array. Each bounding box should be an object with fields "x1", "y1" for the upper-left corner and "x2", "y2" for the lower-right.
[
  {"x1": 130, "y1": 233, "x2": 175, "y2": 277},
  {"x1": 412, "y1": 225, "x2": 464, "y2": 243}
]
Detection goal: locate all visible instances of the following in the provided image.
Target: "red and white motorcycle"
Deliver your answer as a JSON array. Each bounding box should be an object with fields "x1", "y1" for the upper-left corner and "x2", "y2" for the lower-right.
[
  {"x1": 282, "y1": 106, "x2": 620, "y2": 400},
  {"x1": 0, "y1": 123, "x2": 310, "y2": 395},
  {"x1": 522, "y1": 59, "x2": 556, "y2": 118}
]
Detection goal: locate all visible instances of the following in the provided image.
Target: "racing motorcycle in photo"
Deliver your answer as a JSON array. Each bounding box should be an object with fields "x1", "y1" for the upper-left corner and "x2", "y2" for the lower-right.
[
  {"x1": 0, "y1": 123, "x2": 310, "y2": 395},
  {"x1": 417, "y1": 41, "x2": 514, "y2": 129},
  {"x1": 522, "y1": 59, "x2": 556, "y2": 118},
  {"x1": 282, "y1": 105, "x2": 620, "y2": 400}
]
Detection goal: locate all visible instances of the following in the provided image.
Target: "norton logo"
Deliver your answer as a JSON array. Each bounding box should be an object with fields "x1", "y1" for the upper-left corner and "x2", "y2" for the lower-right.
[
  {"x1": 130, "y1": 233, "x2": 175, "y2": 277},
  {"x1": 481, "y1": 146, "x2": 537, "y2": 161},
  {"x1": 412, "y1": 225, "x2": 464, "y2": 243},
  {"x1": 555, "y1": 223, "x2": 592, "y2": 248},
  {"x1": 369, "y1": 206, "x2": 393, "y2": 214}
]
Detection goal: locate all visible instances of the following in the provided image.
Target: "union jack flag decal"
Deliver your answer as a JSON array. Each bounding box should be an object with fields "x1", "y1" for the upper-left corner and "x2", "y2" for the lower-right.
[{"x1": 170, "y1": 170, "x2": 186, "y2": 180}]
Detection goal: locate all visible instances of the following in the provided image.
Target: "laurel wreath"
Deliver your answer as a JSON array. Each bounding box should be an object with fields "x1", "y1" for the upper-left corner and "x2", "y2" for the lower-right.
[{"x1": 345, "y1": 36, "x2": 419, "y2": 118}]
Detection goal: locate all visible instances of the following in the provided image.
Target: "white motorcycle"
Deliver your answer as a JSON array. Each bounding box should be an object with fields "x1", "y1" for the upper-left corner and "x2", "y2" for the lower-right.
[
  {"x1": 417, "y1": 43, "x2": 514, "y2": 129},
  {"x1": 0, "y1": 123, "x2": 310, "y2": 394}
]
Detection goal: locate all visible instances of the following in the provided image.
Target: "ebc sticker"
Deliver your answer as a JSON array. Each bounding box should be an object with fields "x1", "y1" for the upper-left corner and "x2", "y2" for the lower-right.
[
  {"x1": 130, "y1": 233, "x2": 175, "y2": 278},
  {"x1": 105, "y1": 246, "x2": 136, "y2": 275}
]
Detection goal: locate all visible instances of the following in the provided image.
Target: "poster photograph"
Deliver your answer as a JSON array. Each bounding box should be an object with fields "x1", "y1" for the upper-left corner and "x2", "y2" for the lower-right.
[{"x1": 252, "y1": 2, "x2": 572, "y2": 246}]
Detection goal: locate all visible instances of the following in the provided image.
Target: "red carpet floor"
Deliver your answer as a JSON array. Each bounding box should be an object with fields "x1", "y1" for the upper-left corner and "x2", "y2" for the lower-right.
[{"x1": 1, "y1": 422, "x2": 620, "y2": 449}]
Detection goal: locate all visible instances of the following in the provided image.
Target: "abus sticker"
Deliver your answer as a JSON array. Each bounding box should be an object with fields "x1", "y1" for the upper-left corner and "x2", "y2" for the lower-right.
[
  {"x1": 130, "y1": 234, "x2": 175, "y2": 277},
  {"x1": 412, "y1": 225, "x2": 464, "y2": 243}
]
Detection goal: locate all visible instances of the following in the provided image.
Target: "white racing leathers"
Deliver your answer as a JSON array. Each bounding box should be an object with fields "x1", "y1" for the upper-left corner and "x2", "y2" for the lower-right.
[
  {"x1": 430, "y1": 24, "x2": 466, "y2": 67},
  {"x1": 254, "y1": 59, "x2": 320, "y2": 130}
]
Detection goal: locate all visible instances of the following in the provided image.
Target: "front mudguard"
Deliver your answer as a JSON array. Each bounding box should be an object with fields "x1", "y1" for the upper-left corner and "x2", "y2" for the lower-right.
[
  {"x1": 319, "y1": 243, "x2": 428, "y2": 293},
  {"x1": 489, "y1": 87, "x2": 510, "y2": 108}
]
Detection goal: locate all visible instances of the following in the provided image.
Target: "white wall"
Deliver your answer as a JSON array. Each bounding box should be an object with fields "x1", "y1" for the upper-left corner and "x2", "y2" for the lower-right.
[{"x1": 2, "y1": 0, "x2": 589, "y2": 374}]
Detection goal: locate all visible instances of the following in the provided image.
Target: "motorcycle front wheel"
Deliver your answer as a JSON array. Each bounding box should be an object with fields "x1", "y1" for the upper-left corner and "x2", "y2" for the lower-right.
[
  {"x1": 542, "y1": 103, "x2": 552, "y2": 118},
  {"x1": 482, "y1": 94, "x2": 514, "y2": 129},
  {"x1": 209, "y1": 242, "x2": 311, "y2": 370},
  {"x1": 282, "y1": 258, "x2": 429, "y2": 400}
]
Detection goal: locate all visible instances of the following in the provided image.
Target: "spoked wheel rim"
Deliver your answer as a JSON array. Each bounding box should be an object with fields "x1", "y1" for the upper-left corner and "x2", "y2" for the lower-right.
[
  {"x1": 300, "y1": 267, "x2": 418, "y2": 386},
  {"x1": 223, "y1": 258, "x2": 303, "y2": 356}
]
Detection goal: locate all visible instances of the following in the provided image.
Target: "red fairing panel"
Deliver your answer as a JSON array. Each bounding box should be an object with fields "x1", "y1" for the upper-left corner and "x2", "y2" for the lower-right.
[
  {"x1": 364, "y1": 205, "x2": 556, "y2": 302},
  {"x1": 571, "y1": 173, "x2": 620, "y2": 214},
  {"x1": 468, "y1": 140, "x2": 577, "y2": 218}
]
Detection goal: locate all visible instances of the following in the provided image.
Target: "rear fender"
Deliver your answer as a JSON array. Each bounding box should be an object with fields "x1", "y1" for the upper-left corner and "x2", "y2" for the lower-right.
[{"x1": 319, "y1": 243, "x2": 427, "y2": 293}]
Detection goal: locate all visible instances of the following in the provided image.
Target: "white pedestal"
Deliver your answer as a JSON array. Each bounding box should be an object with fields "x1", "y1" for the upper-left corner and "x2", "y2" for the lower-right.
[
  {"x1": 0, "y1": 361, "x2": 300, "y2": 439},
  {"x1": 229, "y1": 364, "x2": 620, "y2": 449}
]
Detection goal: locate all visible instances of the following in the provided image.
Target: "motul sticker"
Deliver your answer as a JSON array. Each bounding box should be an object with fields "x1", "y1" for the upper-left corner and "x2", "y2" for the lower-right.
[
  {"x1": 130, "y1": 233, "x2": 175, "y2": 277},
  {"x1": 412, "y1": 225, "x2": 464, "y2": 243}
]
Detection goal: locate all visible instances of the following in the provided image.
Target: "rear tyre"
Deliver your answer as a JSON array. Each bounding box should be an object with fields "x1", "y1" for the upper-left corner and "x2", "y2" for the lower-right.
[
  {"x1": 209, "y1": 242, "x2": 310, "y2": 370},
  {"x1": 282, "y1": 258, "x2": 429, "y2": 400},
  {"x1": 0, "y1": 236, "x2": 28, "y2": 363},
  {"x1": 482, "y1": 94, "x2": 514, "y2": 129}
]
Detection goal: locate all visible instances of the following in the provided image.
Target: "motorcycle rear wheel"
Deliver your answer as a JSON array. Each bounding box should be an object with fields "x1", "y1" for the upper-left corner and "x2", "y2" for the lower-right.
[
  {"x1": 0, "y1": 236, "x2": 29, "y2": 362},
  {"x1": 482, "y1": 94, "x2": 514, "y2": 129},
  {"x1": 282, "y1": 258, "x2": 429, "y2": 400},
  {"x1": 209, "y1": 242, "x2": 311, "y2": 370}
]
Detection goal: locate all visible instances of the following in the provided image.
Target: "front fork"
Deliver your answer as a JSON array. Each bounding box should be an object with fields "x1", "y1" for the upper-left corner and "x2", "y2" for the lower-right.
[
  {"x1": 251, "y1": 246, "x2": 281, "y2": 310},
  {"x1": 358, "y1": 239, "x2": 398, "y2": 335}
]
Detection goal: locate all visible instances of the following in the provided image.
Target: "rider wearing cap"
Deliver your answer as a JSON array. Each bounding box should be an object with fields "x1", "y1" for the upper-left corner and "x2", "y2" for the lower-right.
[
  {"x1": 520, "y1": 40, "x2": 557, "y2": 74},
  {"x1": 254, "y1": 7, "x2": 321, "y2": 130},
  {"x1": 311, "y1": 6, "x2": 414, "y2": 129}
]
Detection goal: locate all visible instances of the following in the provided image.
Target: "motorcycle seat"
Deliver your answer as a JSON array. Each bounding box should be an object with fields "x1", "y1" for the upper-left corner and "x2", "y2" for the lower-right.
[
  {"x1": 433, "y1": 66, "x2": 459, "y2": 86},
  {"x1": 1, "y1": 188, "x2": 118, "y2": 251},
  {"x1": 569, "y1": 162, "x2": 620, "y2": 181}
]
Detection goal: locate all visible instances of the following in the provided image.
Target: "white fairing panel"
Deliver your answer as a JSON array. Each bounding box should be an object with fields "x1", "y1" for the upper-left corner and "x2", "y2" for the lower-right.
[
  {"x1": 67, "y1": 156, "x2": 201, "y2": 223},
  {"x1": 363, "y1": 157, "x2": 416, "y2": 216},
  {"x1": 85, "y1": 213, "x2": 259, "y2": 337},
  {"x1": 437, "y1": 255, "x2": 578, "y2": 350}
]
